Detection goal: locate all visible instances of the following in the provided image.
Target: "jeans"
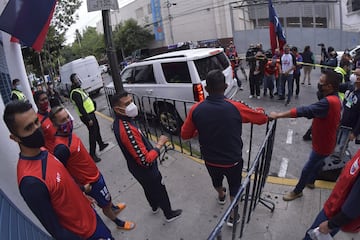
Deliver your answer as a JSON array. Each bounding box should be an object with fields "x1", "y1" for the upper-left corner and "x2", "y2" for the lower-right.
[
  {"x1": 293, "y1": 72, "x2": 301, "y2": 96},
  {"x1": 263, "y1": 75, "x2": 275, "y2": 95},
  {"x1": 279, "y1": 73, "x2": 294, "y2": 102},
  {"x1": 303, "y1": 209, "x2": 339, "y2": 240},
  {"x1": 249, "y1": 74, "x2": 262, "y2": 96},
  {"x1": 80, "y1": 112, "x2": 105, "y2": 156},
  {"x1": 294, "y1": 150, "x2": 328, "y2": 193}
]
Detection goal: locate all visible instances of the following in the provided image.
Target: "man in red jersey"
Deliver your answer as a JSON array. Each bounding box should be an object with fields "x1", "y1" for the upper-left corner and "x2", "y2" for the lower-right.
[
  {"x1": 269, "y1": 70, "x2": 342, "y2": 201},
  {"x1": 33, "y1": 91, "x2": 57, "y2": 153},
  {"x1": 49, "y1": 106, "x2": 135, "y2": 231},
  {"x1": 3, "y1": 100, "x2": 113, "y2": 240},
  {"x1": 303, "y1": 149, "x2": 360, "y2": 239}
]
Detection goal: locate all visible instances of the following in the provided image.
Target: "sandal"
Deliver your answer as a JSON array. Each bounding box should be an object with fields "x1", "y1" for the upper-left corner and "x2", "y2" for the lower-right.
[
  {"x1": 117, "y1": 221, "x2": 136, "y2": 230},
  {"x1": 112, "y1": 202, "x2": 126, "y2": 215}
]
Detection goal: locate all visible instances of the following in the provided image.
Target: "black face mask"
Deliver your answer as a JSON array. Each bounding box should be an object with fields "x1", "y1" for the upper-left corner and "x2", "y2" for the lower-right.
[
  {"x1": 317, "y1": 83, "x2": 324, "y2": 93},
  {"x1": 18, "y1": 127, "x2": 45, "y2": 148}
]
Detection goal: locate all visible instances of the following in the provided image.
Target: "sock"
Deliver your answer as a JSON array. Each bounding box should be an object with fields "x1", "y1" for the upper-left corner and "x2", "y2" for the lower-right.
[{"x1": 114, "y1": 218, "x2": 124, "y2": 227}]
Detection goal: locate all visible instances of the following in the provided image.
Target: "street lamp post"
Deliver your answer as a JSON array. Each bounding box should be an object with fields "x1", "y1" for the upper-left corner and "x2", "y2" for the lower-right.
[{"x1": 165, "y1": 0, "x2": 176, "y2": 44}]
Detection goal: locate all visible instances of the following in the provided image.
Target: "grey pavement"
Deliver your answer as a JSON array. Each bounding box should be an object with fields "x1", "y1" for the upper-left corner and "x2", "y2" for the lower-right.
[{"x1": 63, "y1": 98, "x2": 359, "y2": 240}]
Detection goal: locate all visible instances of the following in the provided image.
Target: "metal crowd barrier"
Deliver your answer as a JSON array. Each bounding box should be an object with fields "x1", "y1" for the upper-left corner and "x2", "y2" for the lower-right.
[{"x1": 207, "y1": 120, "x2": 277, "y2": 240}]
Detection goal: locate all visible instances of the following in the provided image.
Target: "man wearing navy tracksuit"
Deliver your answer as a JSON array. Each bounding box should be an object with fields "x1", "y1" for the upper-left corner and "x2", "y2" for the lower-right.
[{"x1": 181, "y1": 69, "x2": 268, "y2": 226}]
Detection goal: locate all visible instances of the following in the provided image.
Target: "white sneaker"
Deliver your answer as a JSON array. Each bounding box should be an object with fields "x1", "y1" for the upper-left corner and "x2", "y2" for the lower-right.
[
  {"x1": 249, "y1": 95, "x2": 254, "y2": 99},
  {"x1": 257, "y1": 96, "x2": 261, "y2": 99}
]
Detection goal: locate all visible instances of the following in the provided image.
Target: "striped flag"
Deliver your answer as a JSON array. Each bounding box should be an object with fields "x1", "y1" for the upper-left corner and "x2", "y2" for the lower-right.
[
  {"x1": 0, "y1": 0, "x2": 57, "y2": 52},
  {"x1": 268, "y1": 0, "x2": 286, "y2": 53}
]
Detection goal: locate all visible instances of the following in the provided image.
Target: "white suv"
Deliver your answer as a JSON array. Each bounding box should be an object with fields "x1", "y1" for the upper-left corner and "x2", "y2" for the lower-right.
[{"x1": 106, "y1": 48, "x2": 238, "y2": 134}]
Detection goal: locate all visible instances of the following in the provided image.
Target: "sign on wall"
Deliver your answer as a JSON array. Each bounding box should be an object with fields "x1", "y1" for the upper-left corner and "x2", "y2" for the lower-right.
[{"x1": 151, "y1": 0, "x2": 164, "y2": 41}]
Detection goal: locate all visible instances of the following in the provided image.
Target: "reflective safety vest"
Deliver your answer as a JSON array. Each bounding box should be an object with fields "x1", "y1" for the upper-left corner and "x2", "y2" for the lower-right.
[
  {"x1": 11, "y1": 90, "x2": 26, "y2": 101},
  {"x1": 70, "y1": 88, "x2": 95, "y2": 116},
  {"x1": 335, "y1": 66, "x2": 346, "y2": 100}
]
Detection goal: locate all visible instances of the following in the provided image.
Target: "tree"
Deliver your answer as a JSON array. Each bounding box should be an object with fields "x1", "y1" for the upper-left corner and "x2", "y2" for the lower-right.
[
  {"x1": 113, "y1": 19, "x2": 154, "y2": 58},
  {"x1": 52, "y1": 0, "x2": 82, "y2": 35},
  {"x1": 64, "y1": 27, "x2": 105, "y2": 62}
]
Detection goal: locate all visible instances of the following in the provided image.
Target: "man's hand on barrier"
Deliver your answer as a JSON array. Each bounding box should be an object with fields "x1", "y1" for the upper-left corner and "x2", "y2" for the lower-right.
[{"x1": 156, "y1": 135, "x2": 168, "y2": 149}]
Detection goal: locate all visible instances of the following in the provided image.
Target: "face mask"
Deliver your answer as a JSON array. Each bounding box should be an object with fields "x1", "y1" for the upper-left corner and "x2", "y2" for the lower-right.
[
  {"x1": 317, "y1": 83, "x2": 324, "y2": 93},
  {"x1": 16, "y1": 85, "x2": 23, "y2": 92},
  {"x1": 39, "y1": 102, "x2": 49, "y2": 112},
  {"x1": 350, "y1": 74, "x2": 356, "y2": 83},
  {"x1": 58, "y1": 120, "x2": 73, "y2": 134},
  {"x1": 125, "y1": 102, "x2": 138, "y2": 118},
  {"x1": 18, "y1": 127, "x2": 45, "y2": 148}
]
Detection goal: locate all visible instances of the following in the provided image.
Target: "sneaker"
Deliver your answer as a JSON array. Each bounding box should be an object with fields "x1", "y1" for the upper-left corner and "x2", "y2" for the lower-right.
[
  {"x1": 218, "y1": 187, "x2": 226, "y2": 205},
  {"x1": 226, "y1": 213, "x2": 240, "y2": 227},
  {"x1": 112, "y1": 203, "x2": 126, "y2": 215},
  {"x1": 256, "y1": 96, "x2": 261, "y2": 99},
  {"x1": 165, "y1": 209, "x2": 182, "y2": 222},
  {"x1": 283, "y1": 191, "x2": 303, "y2": 201},
  {"x1": 306, "y1": 183, "x2": 315, "y2": 189},
  {"x1": 274, "y1": 92, "x2": 278, "y2": 96},
  {"x1": 308, "y1": 83, "x2": 311, "y2": 85},
  {"x1": 91, "y1": 155, "x2": 101, "y2": 163},
  {"x1": 99, "y1": 143, "x2": 109, "y2": 151},
  {"x1": 152, "y1": 207, "x2": 160, "y2": 214},
  {"x1": 249, "y1": 95, "x2": 254, "y2": 99}
]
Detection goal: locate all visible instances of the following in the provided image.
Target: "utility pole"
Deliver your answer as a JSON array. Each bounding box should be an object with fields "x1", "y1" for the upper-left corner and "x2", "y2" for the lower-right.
[
  {"x1": 102, "y1": 9, "x2": 123, "y2": 92},
  {"x1": 165, "y1": 0, "x2": 176, "y2": 44}
]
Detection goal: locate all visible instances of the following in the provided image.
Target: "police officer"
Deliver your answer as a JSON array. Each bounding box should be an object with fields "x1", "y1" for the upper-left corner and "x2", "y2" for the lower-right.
[
  {"x1": 69, "y1": 73, "x2": 108, "y2": 162},
  {"x1": 11, "y1": 78, "x2": 27, "y2": 101}
]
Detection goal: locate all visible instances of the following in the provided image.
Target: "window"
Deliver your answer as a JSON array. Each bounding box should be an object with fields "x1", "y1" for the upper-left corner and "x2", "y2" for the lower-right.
[
  {"x1": 161, "y1": 62, "x2": 191, "y2": 83},
  {"x1": 121, "y1": 65, "x2": 156, "y2": 84},
  {"x1": 133, "y1": 65, "x2": 156, "y2": 84},
  {"x1": 347, "y1": 0, "x2": 360, "y2": 12},
  {"x1": 287, "y1": 17, "x2": 300, "y2": 28},
  {"x1": 194, "y1": 53, "x2": 229, "y2": 80}
]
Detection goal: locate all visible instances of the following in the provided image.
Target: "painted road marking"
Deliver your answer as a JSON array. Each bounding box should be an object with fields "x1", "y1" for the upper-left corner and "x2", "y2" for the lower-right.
[
  {"x1": 278, "y1": 157, "x2": 289, "y2": 178},
  {"x1": 286, "y1": 129, "x2": 293, "y2": 144}
]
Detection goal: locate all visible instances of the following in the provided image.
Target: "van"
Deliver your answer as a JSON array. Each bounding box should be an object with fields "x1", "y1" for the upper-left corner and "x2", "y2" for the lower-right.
[
  {"x1": 106, "y1": 48, "x2": 239, "y2": 134},
  {"x1": 59, "y1": 56, "x2": 103, "y2": 97}
]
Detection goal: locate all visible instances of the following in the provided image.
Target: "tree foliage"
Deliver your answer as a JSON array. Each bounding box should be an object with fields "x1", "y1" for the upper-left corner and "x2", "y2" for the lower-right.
[
  {"x1": 113, "y1": 19, "x2": 154, "y2": 58},
  {"x1": 52, "y1": 0, "x2": 82, "y2": 35},
  {"x1": 64, "y1": 27, "x2": 105, "y2": 62}
]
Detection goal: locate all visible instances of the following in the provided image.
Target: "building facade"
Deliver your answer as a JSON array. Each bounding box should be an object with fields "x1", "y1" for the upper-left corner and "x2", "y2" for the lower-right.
[{"x1": 96, "y1": 0, "x2": 360, "y2": 54}]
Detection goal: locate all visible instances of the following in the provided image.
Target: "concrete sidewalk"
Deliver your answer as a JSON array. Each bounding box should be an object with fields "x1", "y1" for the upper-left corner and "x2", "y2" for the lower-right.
[{"x1": 65, "y1": 101, "x2": 359, "y2": 240}]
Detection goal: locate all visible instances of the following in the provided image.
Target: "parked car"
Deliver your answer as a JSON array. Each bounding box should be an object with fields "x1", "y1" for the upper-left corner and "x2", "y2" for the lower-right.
[
  {"x1": 59, "y1": 56, "x2": 103, "y2": 97},
  {"x1": 106, "y1": 48, "x2": 239, "y2": 134},
  {"x1": 337, "y1": 45, "x2": 360, "y2": 62}
]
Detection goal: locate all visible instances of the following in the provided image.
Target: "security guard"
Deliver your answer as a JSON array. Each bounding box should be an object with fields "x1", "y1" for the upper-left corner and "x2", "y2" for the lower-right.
[
  {"x1": 335, "y1": 59, "x2": 351, "y2": 100},
  {"x1": 69, "y1": 73, "x2": 108, "y2": 162},
  {"x1": 11, "y1": 79, "x2": 27, "y2": 101}
]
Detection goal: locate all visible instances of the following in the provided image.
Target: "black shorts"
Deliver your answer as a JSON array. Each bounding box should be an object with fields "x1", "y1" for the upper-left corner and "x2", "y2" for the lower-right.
[{"x1": 205, "y1": 162, "x2": 243, "y2": 197}]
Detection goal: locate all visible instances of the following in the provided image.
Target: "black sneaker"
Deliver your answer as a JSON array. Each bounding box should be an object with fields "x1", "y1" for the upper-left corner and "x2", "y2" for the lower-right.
[
  {"x1": 91, "y1": 155, "x2": 101, "y2": 163},
  {"x1": 303, "y1": 135, "x2": 312, "y2": 141},
  {"x1": 165, "y1": 209, "x2": 182, "y2": 222},
  {"x1": 226, "y1": 213, "x2": 240, "y2": 227},
  {"x1": 99, "y1": 143, "x2": 109, "y2": 151},
  {"x1": 218, "y1": 187, "x2": 226, "y2": 205},
  {"x1": 152, "y1": 207, "x2": 160, "y2": 214}
]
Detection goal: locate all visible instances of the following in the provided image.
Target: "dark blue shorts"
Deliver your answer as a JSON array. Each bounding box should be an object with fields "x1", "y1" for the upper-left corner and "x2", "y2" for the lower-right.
[
  {"x1": 87, "y1": 174, "x2": 112, "y2": 208},
  {"x1": 87, "y1": 211, "x2": 113, "y2": 240}
]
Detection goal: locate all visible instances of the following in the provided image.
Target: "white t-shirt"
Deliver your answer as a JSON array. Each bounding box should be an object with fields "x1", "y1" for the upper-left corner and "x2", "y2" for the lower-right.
[{"x1": 281, "y1": 53, "x2": 294, "y2": 74}]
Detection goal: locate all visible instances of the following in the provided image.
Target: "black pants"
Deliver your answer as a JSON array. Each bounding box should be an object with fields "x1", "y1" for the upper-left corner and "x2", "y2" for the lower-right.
[
  {"x1": 249, "y1": 74, "x2": 262, "y2": 96},
  {"x1": 293, "y1": 72, "x2": 301, "y2": 96},
  {"x1": 80, "y1": 112, "x2": 105, "y2": 156},
  {"x1": 130, "y1": 164, "x2": 173, "y2": 217}
]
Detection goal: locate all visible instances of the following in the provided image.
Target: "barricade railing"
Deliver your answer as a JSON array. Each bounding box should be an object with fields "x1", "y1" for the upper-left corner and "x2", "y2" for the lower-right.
[
  {"x1": 207, "y1": 120, "x2": 277, "y2": 240},
  {"x1": 103, "y1": 87, "x2": 269, "y2": 170}
]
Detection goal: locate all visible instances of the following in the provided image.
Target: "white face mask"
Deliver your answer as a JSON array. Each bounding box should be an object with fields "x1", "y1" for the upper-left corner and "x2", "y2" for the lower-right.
[
  {"x1": 350, "y1": 74, "x2": 357, "y2": 84},
  {"x1": 16, "y1": 84, "x2": 23, "y2": 92},
  {"x1": 125, "y1": 102, "x2": 138, "y2": 118}
]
